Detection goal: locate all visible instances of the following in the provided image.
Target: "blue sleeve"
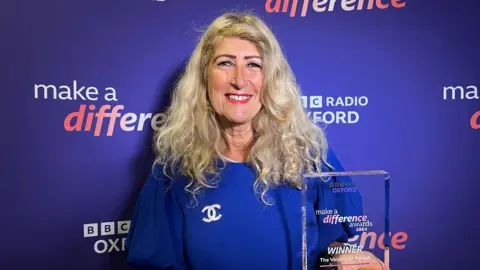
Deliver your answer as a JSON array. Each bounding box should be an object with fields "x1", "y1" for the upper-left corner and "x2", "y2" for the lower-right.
[
  {"x1": 315, "y1": 148, "x2": 363, "y2": 248},
  {"x1": 125, "y1": 165, "x2": 187, "y2": 270}
]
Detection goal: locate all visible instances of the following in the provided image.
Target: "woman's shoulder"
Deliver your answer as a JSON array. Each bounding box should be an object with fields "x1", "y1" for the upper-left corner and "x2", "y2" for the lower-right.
[
  {"x1": 140, "y1": 163, "x2": 189, "y2": 197},
  {"x1": 327, "y1": 148, "x2": 344, "y2": 167},
  {"x1": 317, "y1": 148, "x2": 345, "y2": 172}
]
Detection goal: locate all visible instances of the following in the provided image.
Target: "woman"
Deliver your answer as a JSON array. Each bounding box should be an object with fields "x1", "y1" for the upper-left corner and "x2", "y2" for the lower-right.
[{"x1": 126, "y1": 12, "x2": 387, "y2": 270}]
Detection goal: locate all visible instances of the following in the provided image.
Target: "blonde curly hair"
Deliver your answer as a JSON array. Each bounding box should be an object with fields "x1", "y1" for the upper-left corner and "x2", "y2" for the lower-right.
[{"x1": 153, "y1": 11, "x2": 329, "y2": 205}]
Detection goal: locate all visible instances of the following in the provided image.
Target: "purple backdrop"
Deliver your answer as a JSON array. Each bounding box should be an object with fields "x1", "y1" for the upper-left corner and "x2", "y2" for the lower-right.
[{"x1": 2, "y1": 0, "x2": 479, "y2": 269}]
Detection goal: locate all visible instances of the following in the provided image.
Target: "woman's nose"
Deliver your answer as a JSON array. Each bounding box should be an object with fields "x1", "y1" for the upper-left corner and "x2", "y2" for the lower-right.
[{"x1": 231, "y1": 66, "x2": 247, "y2": 90}]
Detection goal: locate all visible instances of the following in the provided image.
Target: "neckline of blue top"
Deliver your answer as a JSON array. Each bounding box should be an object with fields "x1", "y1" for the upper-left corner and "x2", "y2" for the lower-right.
[{"x1": 219, "y1": 154, "x2": 243, "y2": 163}]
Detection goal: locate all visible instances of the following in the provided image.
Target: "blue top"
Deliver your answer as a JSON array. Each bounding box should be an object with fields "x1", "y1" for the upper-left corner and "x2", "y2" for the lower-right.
[{"x1": 125, "y1": 149, "x2": 362, "y2": 270}]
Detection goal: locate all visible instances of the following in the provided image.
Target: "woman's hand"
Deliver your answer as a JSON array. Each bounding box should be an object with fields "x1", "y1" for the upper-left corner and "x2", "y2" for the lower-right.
[{"x1": 335, "y1": 251, "x2": 388, "y2": 270}]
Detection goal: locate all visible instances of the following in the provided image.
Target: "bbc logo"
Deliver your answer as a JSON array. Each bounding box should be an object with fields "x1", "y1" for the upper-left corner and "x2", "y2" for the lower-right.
[
  {"x1": 83, "y1": 221, "x2": 130, "y2": 238},
  {"x1": 301, "y1": 96, "x2": 323, "y2": 109}
]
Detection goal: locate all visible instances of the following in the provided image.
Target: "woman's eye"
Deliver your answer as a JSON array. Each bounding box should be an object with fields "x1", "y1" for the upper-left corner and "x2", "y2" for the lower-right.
[
  {"x1": 218, "y1": 61, "x2": 233, "y2": 67},
  {"x1": 248, "y1": 63, "x2": 262, "y2": 69}
]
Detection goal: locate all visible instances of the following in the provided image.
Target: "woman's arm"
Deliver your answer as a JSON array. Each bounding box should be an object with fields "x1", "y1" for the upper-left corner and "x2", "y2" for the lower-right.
[
  {"x1": 126, "y1": 165, "x2": 187, "y2": 270},
  {"x1": 325, "y1": 148, "x2": 363, "y2": 238}
]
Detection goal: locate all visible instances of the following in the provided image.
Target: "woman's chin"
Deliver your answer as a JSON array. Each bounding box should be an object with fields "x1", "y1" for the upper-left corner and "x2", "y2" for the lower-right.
[{"x1": 223, "y1": 115, "x2": 253, "y2": 126}]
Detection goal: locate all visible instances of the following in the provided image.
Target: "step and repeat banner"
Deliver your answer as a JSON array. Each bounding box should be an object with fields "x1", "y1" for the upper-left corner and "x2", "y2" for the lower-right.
[{"x1": 2, "y1": 0, "x2": 479, "y2": 269}]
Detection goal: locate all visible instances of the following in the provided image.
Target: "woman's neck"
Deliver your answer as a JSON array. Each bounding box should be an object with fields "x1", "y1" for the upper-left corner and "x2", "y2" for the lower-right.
[{"x1": 221, "y1": 122, "x2": 254, "y2": 162}]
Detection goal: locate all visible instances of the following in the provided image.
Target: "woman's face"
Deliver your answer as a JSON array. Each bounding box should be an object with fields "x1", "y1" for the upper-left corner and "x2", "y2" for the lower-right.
[{"x1": 207, "y1": 37, "x2": 264, "y2": 126}]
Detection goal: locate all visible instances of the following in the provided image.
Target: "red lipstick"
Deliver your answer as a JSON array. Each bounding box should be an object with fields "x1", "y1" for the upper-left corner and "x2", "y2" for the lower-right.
[{"x1": 225, "y1": 93, "x2": 253, "y2": 104}]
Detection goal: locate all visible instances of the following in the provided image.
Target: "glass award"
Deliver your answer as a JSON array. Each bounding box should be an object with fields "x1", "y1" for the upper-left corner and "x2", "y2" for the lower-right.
[{"x1": 302, "y1": 170, "x2": 391, "y2": 270}]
